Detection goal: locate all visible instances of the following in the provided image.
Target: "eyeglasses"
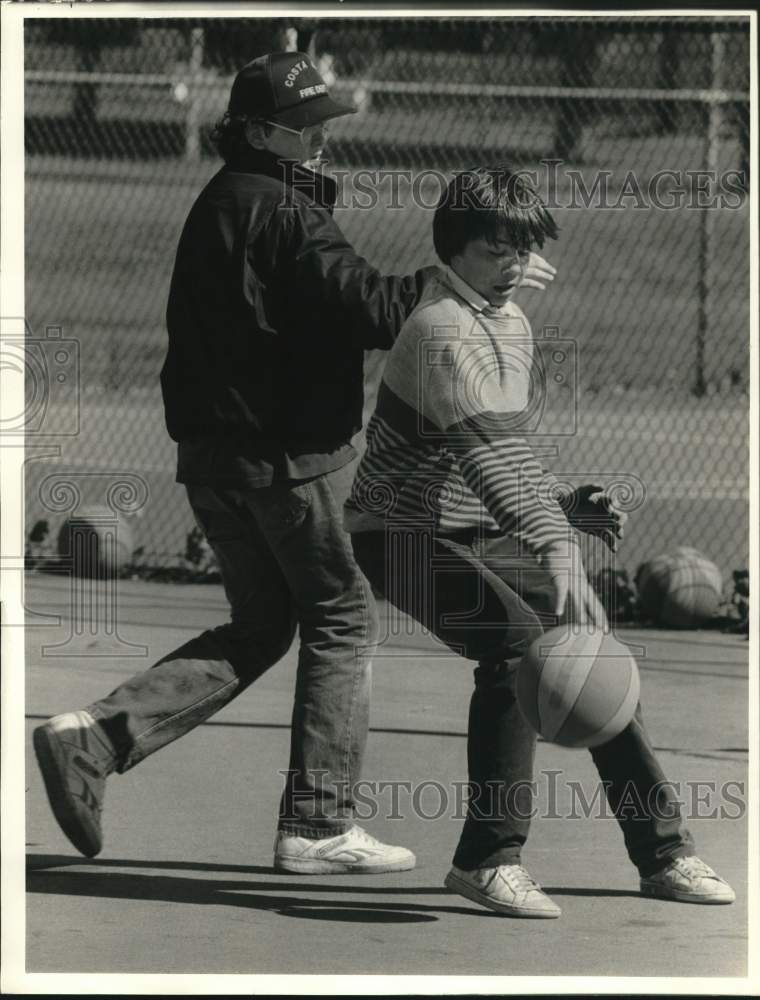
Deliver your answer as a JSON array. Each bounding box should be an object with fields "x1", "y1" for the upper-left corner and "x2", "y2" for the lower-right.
[
  {"x1": 262, "y1": 120, "x2": 330, "y2": 139},
  {"x1": 263, "y1": 120, "x2": 302, "y2": 137},
  {"x1": 488, "y1": 244, "x2": 532, "y2": 267}
]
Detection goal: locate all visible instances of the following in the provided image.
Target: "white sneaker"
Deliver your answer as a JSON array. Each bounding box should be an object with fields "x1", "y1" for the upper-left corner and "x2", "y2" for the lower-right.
[
  {"x1": 445, "y1": 864, "x2": 561, "y2": 918},
  {"x1": 33, "y1": 710, "x2": 115, "y2": 858},
  {"x1": 274, "y1": 825, "x2": 416, "y2": 874},
  {"x1": 640, "y1": 856, "x2": 735, "y2": 904}
]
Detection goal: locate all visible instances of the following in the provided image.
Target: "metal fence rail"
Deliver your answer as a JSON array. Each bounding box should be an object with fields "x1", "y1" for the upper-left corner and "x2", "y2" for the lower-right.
[{"x1": 22, "y1": 15, "x2": 751, "y2": 582}]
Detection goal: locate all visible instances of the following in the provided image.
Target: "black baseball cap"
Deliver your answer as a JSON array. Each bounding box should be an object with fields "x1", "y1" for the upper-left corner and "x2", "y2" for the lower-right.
[{"x1": 229, "y1": 52, "x2": 356, "y2": 128}]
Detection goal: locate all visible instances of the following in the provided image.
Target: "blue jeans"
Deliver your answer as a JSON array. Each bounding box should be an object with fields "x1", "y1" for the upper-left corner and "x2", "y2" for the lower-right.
[
  {"x1": 88, "y1": 472, "x2": 378, "y2": 837},
  {"x1": 351, "y1": 528, "x2": 694, "y2": 876}
]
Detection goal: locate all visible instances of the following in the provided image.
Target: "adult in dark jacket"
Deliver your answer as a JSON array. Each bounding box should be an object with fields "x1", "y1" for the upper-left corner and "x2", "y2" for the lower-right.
[{"x1": 33, "y1": 52, "x2": 556, "y2": 871}]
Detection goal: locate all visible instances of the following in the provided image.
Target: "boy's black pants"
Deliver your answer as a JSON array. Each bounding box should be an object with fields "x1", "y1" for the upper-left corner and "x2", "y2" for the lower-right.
[{"x1": 351, "y1": 528, "x2": 694, "y2": 875}]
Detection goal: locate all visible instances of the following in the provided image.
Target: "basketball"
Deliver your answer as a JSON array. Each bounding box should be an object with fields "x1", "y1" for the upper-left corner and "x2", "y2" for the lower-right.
[
  {"x1": 517, "y1": 626, "x2": 640, "y2": 748},
  {"x1": 635, "y1": 547, "x2": 723, "y2": 629},
  {"x1": 56, "y1": 505, "x2": 134, "y2": 578}
]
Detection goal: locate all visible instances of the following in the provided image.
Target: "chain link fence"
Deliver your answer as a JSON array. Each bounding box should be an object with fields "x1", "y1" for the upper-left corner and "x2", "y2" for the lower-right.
[{"x1": 23, "y1": 16, "x2": 750, "y2": 585}]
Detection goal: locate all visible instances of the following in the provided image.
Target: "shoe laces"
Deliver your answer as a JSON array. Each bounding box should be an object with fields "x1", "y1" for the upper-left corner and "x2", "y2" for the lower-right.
[
  {"x1": 669, "y1": 856, "x2": 714, "y2": 879},
  {"x1": 501, "y1": 864, "x2": 541, "y2": 892}
]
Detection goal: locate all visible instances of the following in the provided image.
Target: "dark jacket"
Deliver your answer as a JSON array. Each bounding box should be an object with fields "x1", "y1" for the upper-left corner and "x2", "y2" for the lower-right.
[{"x1": 160, "y1": 147, "x2": 431, "y2": 486}]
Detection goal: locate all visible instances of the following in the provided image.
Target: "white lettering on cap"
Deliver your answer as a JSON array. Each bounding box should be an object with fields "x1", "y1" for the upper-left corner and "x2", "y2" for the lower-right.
[
  {"x1": 299, "y1": 83, "x2": 327, "y2": 99},
  {"x1": 283, "y1": 59, "x2": 310, "y2": 88}
]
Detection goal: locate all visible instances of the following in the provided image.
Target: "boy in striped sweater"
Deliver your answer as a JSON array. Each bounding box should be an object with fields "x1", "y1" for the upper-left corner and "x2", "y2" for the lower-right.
[{"x1": 345, "y1": 165, "x2": 734, "y2": 918}]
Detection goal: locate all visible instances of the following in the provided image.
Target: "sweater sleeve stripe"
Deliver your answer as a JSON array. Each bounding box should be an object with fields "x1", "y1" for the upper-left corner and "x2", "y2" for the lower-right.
[{"x1": 456, "y1": 439, "x2": 571, "y2": 552}]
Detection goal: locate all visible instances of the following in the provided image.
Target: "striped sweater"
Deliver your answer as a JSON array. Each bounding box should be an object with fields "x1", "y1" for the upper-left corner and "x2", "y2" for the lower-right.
[{"x1": 344, "y1": 267, "x2": 573, "y2": 554}]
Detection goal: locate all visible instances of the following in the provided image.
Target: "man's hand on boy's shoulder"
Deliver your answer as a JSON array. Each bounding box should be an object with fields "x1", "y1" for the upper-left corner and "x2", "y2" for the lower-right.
[{"x1": 558, "y1": 484, "x2": 628, "y2": 552}]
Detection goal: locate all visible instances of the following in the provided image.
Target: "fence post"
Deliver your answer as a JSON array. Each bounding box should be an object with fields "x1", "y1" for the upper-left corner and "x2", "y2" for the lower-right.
[
  {"x1": 554, "y1": 25, "x2": 588, "y2": 162},
  {"x1": 184, "y1": 26, "x2": 204, "y2": 163},
  {"x1": 695, "y1": 29, "x2": 725, "y2": 397},
  {"x1": 654, "y1": 25, "x2": 679, "y2": 135}
]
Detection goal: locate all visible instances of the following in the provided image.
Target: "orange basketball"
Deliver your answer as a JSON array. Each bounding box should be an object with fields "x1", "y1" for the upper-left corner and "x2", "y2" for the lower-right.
[{"x1": 517, "y1": 626, "x2": 640, "y2": 748}]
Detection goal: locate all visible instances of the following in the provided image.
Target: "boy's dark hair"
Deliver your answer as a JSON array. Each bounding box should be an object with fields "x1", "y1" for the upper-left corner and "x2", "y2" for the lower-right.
[
  {"x1": 211, "y1": 112, "x2": 274, "y2": 163},
  {"x1": 433, "y1": 165, "x2": 559, "y2": 264}
]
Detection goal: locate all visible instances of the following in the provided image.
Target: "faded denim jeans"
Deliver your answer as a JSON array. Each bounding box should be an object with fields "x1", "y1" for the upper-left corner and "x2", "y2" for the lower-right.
[{"x1": 88, "y1": 471, "x2": 379, "y2": 838}]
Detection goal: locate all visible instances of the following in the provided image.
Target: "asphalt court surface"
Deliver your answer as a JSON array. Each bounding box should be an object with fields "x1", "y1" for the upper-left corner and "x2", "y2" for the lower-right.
[{"x1": 21, "y1": 572, "x2": 750, "y2": 980}]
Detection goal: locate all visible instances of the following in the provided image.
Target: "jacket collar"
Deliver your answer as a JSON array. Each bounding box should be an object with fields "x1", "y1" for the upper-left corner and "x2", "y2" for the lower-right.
[{"x1": 224, "y1": 146, "x2": 338, "y2": 210}]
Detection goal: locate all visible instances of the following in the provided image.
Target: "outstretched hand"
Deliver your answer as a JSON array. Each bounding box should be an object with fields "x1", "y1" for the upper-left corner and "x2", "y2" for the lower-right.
[
  {"x1": 509, "y1": 251, "x2": 557, "y2": 294},
  {"x1": 560, "y1": 484, "x2": 628, "y2": 552}
]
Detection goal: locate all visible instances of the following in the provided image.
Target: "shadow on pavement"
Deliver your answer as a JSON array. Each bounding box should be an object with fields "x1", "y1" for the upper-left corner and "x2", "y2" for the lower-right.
[
  {"x1": 27, "y1": 853, "x2": 450, "y2": 890},
  {"x1": 25, "y1": 865, "x2": 504, "y2": 921},
  {"x1": 26, "y1": 855, "x2": 645, "y2": 922}
]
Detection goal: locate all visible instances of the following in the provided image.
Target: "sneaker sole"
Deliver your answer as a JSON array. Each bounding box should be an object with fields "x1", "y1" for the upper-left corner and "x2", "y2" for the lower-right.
[
  {"x1": 640, "y1": 882, "x2": 735, "y2": 905},
  {"x1": 444, "y1": 871, "x2": 561, "y2": 919},
  {"x1": 274, "y1": 854, "x2": 416, "y2": 875},
  {"x1": 33, "y1": 726, "x2": 102, "y2": 858}
]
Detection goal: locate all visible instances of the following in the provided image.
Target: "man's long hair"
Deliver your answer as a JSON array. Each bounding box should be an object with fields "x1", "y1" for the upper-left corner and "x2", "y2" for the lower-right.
[{"x1": 211, "y1": 112, "x2": 272, "y2": 163}]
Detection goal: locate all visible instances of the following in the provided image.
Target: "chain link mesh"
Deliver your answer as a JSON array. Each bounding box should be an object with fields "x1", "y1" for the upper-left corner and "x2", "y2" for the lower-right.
[{"x1": 23, "y1": 16, "x2": 750, "y2": 581}]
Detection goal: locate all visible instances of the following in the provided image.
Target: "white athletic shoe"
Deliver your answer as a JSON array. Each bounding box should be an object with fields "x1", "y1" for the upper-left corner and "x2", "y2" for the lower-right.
[
  {"x1": 273, "y1": 825, "x2": 416, "y2": 874},
  {"x1": 640, "y1": 856, "x2": 735, "y2": 904},
  {"x1": 445, "y1": 863, "x2": 562, "y2": 918},
  {"x1": 33, "y1": 710, "x2": 114, "y2": 858}
]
